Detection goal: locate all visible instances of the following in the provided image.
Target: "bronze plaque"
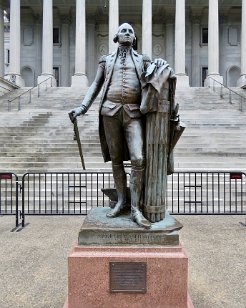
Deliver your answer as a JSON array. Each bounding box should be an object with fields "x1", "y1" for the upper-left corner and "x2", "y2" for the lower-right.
[{"x1": 109, "y1": 262, "x2": 146, "y2": 293}]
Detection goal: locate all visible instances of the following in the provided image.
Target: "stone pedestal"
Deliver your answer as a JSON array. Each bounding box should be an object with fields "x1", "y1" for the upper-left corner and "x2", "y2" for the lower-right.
[
  {"x1": 176, "y1": 75, "x2": 190, "y2": 88},
  {"x1": 5, "y1": 74, "x2": 25, "y2": 87},
  {"x1": 37, "y1": 74, "x2": 56, "y2": 88},
  {"x1": 204, "y1": 74, "x2": 223, "y2": 87},
  {"x1": 237, "y1": 75, "x2": 246, "y2": 88},
  {"x1": 71, "y1": 74, "x2": 88, "y2": 91},
  {"x1": 63, "y1": 208, "x2": 194, "y2": 308},
  {"x1": 64, "y1": 244, "x2": 193, "y2": 308}
]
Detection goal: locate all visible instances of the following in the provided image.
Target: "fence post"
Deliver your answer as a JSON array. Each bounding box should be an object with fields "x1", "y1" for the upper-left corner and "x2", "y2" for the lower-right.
[
  {"x1": 240, "y1": 97, "x2": 243, "y2": 112},
  {"x1": 29, "y1": 90, "x2": 31, "y2": 104},
  {"x1": 220, "y1": 85, "x2": 223, "y2": 98},
  {"x1": 15, "y1": 175, "x2": 19, "y2": 227},
  {"x1": 21, "y1": 174, "x2": 25, "y2": 227},
  {"x1": 18, "y1": 97, "x2": 21, "y2": 111},
  {"x1": 38, "y1": 84, "x2": 40, "y2": 97},
  {"x1": 8, "y1": 100, "x2": 10, "y2": 111},
  {"x1": 229, "y1": 91, "x2": 232, "y2": 104}
]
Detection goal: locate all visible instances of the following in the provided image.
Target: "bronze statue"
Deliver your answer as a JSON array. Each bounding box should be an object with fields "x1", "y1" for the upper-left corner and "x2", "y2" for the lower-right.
[{"x1": 69, "y1": 23, "x2": 182, "y2": 229}]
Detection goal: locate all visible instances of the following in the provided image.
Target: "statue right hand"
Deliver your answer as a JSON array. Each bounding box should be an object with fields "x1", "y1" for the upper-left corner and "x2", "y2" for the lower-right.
[{"x1": 69, "y1": 106, "x2": 87, "y2": 123}]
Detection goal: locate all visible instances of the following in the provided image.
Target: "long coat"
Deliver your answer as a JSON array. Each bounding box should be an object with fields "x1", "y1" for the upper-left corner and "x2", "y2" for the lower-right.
[{"x1": 80, "y1": 48, "x2": 151, "y2": 162}]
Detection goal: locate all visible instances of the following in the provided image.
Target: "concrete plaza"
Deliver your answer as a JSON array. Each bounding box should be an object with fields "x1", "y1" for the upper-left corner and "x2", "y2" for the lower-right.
[{"x1": 0, "y1": 214, "x2": 245, "y2": 308}]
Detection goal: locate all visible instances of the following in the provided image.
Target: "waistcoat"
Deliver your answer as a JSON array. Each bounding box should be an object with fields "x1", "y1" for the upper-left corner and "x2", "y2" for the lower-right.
[{"x1": 105, "y1": 52, "x2": 141, "y2": 105}]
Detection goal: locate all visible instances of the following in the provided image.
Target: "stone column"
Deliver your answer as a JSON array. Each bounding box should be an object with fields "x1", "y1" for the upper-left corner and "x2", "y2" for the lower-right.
[
  {"x1": 34, "y1": 14, "x2": 42, "y2": 86},
  {"x1": 87, "y1": 23, "x2": 96, "y2": 84},
  {"x1": 71, "y1": 0, "x2": 88, "y2": 89},
  {"x1": 108, "y1": 0, "x2": 119, "y2": 54},
  {"x1": 237, "y1": 0, "x2": 246, "y2": 88},
  {"x1": 175, "y1": 0, "x2": 189, "y2": 87},
  {"x1": 37, "y1": 0, "x2": 56, "y2": 86},
  {"x1": 5, "y1": 0, "x2": 24, "y2": 86},
  {"x1": 165, "y1": 14, "x2": 174, "y2": 69},
  {"x1": 0, "y1": 7, "x2": 4, "y2": 77},
  {"x1": 142, "y1": 0, "x2": 152, "y2": 58},
  {"x1": 204, "y1": 0, "x2": 223, "y2": 86},
  {"x1": 191, "y1": 15, "x2": 200, "y2": 87},
  {"x1": 61, "y1": 16, "x2": 70, "y2": 87}
]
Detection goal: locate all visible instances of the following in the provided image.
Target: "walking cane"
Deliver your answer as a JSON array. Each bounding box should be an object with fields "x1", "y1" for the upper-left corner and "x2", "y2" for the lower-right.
[{"x1": 69, "y1": 113, "x2": 86, "y2": 170}]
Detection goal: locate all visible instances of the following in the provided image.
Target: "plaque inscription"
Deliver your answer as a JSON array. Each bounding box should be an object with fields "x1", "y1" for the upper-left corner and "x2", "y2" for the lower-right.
[{"x1": 109, "y1": 262, "x2": 146, "y2": 293}]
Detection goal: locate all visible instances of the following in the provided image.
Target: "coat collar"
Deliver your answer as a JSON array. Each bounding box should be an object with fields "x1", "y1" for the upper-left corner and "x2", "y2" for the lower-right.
[
  {"x1": 106, "y1": 48, "x2": 143, "y2": 80},
  {"x1": 132, "y1": 49, "x2": 139, "y2": 57}
]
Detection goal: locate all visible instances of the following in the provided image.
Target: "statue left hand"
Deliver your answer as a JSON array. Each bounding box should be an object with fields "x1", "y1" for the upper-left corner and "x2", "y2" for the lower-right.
[{"x1": 154, "y1": 58, "x2": 167, "y2": 67}]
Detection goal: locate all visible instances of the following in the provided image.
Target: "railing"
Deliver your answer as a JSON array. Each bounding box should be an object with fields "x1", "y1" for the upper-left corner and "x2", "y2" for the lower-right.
[
  {"x1": 2, "y1": 171, "x2": 245, "y2": 229},
  {"x1": 168, "y1": 171, "x2": 246, "y2": 215},
  {"x1": 0, "y1": 173, "x2": 20, "y2": 229},
  {"x1": 37, "y1": 76, "x2": 53, "y2": 97},
  {"x1": 21, "y1": 172, "x2": 131, "y2": 227},
  {"x1": 7, "y1": 76, "x2": 53, "y2": 111},
  {"x1": 21, "y1": 171, "x2": 246, "y2": 222},
  {"x1": 209, "y1": 77, "x2": 246, "y2": 112},
  {"x1": 0, "y1": 84, "x2": 12, "y2": 92}
]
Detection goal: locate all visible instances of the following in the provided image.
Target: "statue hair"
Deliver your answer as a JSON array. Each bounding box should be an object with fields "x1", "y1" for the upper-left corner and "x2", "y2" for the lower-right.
[{"x1": 113, "y1": 23, "x2": 136, "y2": 44}]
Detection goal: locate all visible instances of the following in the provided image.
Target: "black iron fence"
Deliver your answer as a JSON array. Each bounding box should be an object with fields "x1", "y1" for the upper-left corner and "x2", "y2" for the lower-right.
[
  {"x1": 0, "y1": 171, "x2": 245, "y2": 229},
  {"x1": 169, "y1": 172, "x2": 246, "y2": 214},
  {"x1": 0, "y1": 173, "x2": 20, "y2": 228},
  {"x1": 21, "y1": 172, "x2": 130, "y2": 227}
]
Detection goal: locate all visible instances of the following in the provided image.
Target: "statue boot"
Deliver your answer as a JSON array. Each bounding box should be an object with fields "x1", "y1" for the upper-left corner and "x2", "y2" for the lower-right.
[
  {"x1": 130, "y1": 167, "x2": 151, "y2": 229},
  {"x1": 107, "y1": 164, "x2": 127, "y2": 218}
]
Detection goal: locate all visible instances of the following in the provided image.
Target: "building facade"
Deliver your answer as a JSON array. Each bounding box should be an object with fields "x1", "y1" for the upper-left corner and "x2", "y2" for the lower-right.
[{"x1": 0, "y1": 0, "x2": 246, "y2": 88}]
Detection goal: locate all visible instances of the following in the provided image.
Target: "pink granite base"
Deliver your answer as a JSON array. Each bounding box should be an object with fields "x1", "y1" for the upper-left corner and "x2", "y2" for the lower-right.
[{"x1": 64, "y1": 243, "x2": 194, "y2": 308}]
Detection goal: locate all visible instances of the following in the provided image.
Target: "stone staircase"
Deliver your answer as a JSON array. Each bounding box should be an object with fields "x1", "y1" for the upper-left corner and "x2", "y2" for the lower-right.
[
  {"x1": 0, "y1": 87, "x2": 105, "y2": 176},
  {"x1": 175, "y1": 87, "x2": 246, "y2": 171},
  {"x1": 0, "y1": 86, "x2": 246, "y2": 177}
]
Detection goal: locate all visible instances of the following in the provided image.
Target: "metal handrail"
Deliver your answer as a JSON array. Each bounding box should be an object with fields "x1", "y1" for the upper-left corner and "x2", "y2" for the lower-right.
[
  {"x1": 7, "y1": 76, "x2": 53, "y2": 111},
  {"x1": 37, "y1": 76, "x2": 53, "y2": 97},
  {"x1": 0, "y1": 84, "x2": 12, "y2": 92},
  {"x1": 209, "y1": 77, "x2": 246, "y2": 112}
]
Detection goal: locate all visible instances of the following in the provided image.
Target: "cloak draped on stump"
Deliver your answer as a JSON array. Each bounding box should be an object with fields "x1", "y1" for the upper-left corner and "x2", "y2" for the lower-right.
[{"x1": 140, "y1": 63, "x2": 185, "y2": 223}]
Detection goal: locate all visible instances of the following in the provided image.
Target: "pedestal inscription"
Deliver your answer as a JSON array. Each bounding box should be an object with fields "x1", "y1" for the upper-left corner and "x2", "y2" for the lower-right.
[
  {"x1": 109, "y1": 262, "x2": 146, "y2": 293},
  {"x1": 78, "y1": 208, "x2": 183, "y2": 246}
]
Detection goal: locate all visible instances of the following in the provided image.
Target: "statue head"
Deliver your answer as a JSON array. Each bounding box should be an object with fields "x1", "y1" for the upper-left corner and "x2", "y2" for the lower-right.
[{"x1": 113, "y1": 23, "x2": 136, "y2": 46}]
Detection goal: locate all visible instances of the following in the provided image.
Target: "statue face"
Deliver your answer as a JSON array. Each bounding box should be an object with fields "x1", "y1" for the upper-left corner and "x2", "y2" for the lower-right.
[{"x1": 117, "y1": 23, "x2": 135, "y2": 46}]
